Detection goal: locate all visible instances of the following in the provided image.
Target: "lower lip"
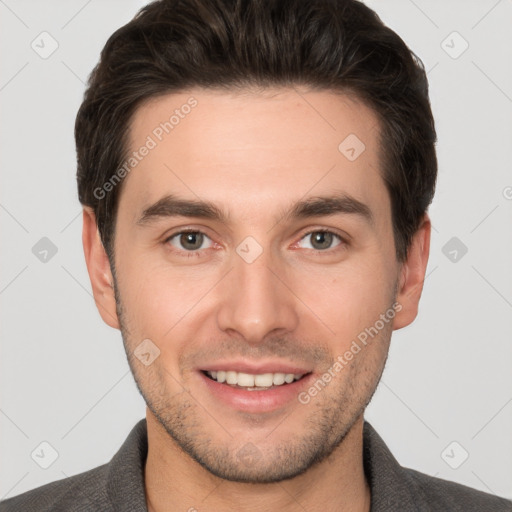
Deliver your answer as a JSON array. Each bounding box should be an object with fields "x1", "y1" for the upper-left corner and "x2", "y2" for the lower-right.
[{"x1": 199, "y1": 372, "x2": 312, "y2": 413}]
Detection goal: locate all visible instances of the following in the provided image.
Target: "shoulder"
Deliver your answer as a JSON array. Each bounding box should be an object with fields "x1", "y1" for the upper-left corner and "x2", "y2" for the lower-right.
[
  {"x1": 402, "y1": 466, "x2": 512, "y2": 512},
  {"x1": 363, "y1": 421, "x2": 512, "y2": 511},
  {"x1": 0, "y1": 463, "x2": 111, "y2": 512},
  {"x1": 0, "y1": 419, "x2": 148, "y2": 512}
]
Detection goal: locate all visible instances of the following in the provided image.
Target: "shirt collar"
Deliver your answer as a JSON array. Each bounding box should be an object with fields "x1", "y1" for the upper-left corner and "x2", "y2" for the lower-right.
[
  {"x1": 362, "y1": 422, "x2": 422, "y2": 511},
  {"x1": 107, "y1": 419, "x2": 149, "y2": 511}
]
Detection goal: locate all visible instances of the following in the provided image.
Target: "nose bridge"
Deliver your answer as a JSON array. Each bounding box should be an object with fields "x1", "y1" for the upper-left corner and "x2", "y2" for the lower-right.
[{"x1": 216, "y1": 240, "x2": 299, "y2": 343}]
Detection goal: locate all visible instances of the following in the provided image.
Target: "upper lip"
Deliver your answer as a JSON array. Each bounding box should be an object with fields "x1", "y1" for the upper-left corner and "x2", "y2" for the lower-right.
[{"x1": 199, "y1": 360, "x2": 312, "y2": 375}]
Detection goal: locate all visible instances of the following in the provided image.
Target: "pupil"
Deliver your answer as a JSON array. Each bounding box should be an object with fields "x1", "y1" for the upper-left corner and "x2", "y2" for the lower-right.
[{"x1": 312, "y1": 232, "x2": 332, "y2": 250}]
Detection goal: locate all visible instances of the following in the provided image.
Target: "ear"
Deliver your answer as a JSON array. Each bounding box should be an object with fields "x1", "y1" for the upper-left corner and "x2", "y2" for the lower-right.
[
  {"x1": 393, "y1": 213, "x2": 431, "y2": 330},
  {"x1": 82, "y1": 207, "x2": 120, "y2": 329}
]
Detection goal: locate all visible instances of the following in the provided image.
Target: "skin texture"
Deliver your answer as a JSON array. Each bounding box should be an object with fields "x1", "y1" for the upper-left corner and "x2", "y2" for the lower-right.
[{"x1": 82, "y1": 87, "x2": 430, "y2": 511}]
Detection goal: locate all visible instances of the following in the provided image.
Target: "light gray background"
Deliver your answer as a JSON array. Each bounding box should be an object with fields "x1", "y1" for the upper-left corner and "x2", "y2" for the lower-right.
[{"x1": 1, "y1": 0, "x2": 511, "y2": 502}]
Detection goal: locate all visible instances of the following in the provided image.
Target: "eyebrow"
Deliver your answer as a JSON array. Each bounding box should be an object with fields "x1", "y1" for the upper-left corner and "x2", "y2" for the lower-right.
[{"x1": 136, "y1": 193, "x2": 373, "y2": 227}]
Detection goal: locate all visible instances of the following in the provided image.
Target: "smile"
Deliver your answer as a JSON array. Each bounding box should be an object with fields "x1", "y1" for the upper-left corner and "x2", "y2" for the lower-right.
[
  {"x1": 204, "y1": 370, "x2": 306, "y2": 390},
  {"x1": 199, "y1": 368, "x2": 313, "y2": 413}
]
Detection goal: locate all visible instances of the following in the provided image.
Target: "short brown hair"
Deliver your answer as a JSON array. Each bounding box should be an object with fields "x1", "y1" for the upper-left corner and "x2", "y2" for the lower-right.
[{"x1": 76, "y1": 0, "x2": 437, "y2": 263}]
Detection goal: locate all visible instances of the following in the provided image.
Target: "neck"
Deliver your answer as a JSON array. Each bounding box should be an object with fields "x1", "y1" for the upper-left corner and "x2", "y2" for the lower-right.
[{"x1": 144, "y1": 410, "x2": 371, "y2": 512}]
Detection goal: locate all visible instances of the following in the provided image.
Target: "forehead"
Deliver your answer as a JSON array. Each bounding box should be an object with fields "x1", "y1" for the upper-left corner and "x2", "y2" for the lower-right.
[{"x1": 122, "y1": 87, "x2": 388, "y2": 221}]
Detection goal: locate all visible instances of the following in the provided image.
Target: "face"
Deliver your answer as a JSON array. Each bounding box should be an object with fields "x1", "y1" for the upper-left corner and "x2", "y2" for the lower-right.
[{"x1": 85, "y1": 87, "x2": 428, "y2": 483}]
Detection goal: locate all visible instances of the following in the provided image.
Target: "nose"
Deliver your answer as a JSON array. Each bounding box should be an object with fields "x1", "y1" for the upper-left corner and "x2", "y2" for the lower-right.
[{"x1": 216, "y1": 245, "x2": 299, "y2": 345}]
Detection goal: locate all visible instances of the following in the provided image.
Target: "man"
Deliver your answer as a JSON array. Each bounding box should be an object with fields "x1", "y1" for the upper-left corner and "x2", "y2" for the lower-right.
[{"x1": 1, "y1": 0, "x2": 510, "y2": 510}]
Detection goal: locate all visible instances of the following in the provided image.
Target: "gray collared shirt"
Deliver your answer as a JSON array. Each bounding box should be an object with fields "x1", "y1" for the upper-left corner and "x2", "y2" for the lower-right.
[{"x1": 1, "y1": 419, "x2": 510, "y2": 511}]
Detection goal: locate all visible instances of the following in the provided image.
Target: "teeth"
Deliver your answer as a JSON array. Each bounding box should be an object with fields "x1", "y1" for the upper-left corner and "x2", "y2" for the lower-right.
[
  {"x1": 206, "y1": 370, "x2": 305, "y2": 388},
  {"x1": 272, "y1": 373, "x2": 285, "y2": 385},
  {"x1": 238, "y1": 372, "x2": 255, "y2": 387},
  {"x1": 254, "y1": 373, "x2": 273, "y2": 387},
  {"x1": 226, "y1": 371, "x2": 237, "y2": 385}
]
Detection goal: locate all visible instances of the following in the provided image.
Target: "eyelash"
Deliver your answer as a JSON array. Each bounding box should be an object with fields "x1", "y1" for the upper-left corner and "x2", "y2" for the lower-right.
[{"x1": 163, "y1": 228, "x2": 348, "y2": 258}]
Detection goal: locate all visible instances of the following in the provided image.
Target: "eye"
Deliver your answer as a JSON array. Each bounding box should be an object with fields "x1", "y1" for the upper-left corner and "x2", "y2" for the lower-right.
[
  {"x1": 297, "y1": 230, "x2": 343, "y2": 251},
  {"x1": 164, "y1": 229, "x2": 345, "y2": 255},
  {"x1": 166, "y1": 230, "x2": 213, "y2": 252}
]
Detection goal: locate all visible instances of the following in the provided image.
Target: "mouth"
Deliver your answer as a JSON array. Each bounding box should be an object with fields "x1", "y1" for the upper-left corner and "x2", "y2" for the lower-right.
[
  {"x1": 202, "y1": 370, "x2": 308, "y2": 391},
  {"x1": 198, "y1": 367, "x2": 313, "y2": 413}
]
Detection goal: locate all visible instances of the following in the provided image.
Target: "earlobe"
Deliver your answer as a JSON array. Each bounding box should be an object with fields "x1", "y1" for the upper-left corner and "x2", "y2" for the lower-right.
[
  {"x1": 82, "y1": 207, "x2": 120, "y2": 329},
  {"x1": 393, "y1": 214, "x2": 431, "y2": 330}
]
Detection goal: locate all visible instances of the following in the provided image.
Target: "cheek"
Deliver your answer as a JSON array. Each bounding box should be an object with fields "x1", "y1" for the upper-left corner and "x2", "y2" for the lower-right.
[
  {"x1": 115, "y1": 226, "x2": 398, "y2": 351},
  {"x1": 116, "y1": 254, "x2": 219, "y2": 340},
  {"x1": 292, "y1": 258, "x2": 396, "y2": 348}
]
